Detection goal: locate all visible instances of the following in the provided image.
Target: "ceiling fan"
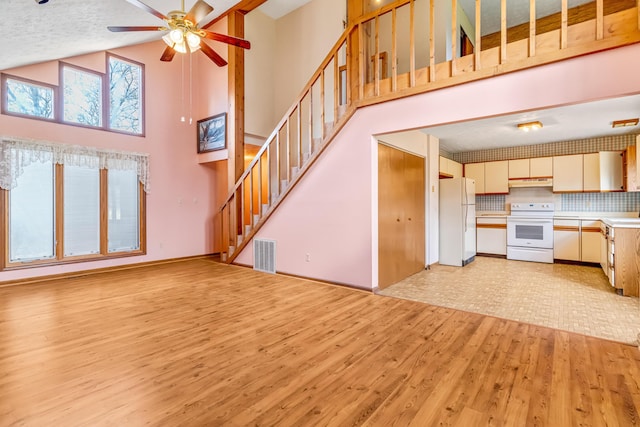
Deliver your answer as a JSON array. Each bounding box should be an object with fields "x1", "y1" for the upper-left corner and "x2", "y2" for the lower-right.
[{"x1": 108, "y1": 0, "x2": 251, "y2": 67}]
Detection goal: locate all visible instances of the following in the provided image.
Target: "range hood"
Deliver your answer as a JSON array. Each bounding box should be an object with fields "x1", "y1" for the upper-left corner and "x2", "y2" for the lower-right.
[{"x1": 508, "y1": 178, "x2": 553, "y2": 188}]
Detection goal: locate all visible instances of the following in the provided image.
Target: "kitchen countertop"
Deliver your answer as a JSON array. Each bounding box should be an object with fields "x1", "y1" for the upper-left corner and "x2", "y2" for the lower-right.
[{"x1": 477, "y1": 211, "x2": 640, "y2": 228}]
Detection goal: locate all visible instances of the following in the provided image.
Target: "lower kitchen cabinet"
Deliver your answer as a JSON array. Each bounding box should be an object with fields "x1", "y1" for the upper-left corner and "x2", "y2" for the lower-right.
[
  {"x1": 608, "y1": 226, "x2": 640, "y2": 297},
  {"x1": 476, "y1": 217, "x2": 507, "y2": 255},
  {"x1": 580, "y1": 220, "x2": 601, "y2": 263},
  {"x1": 554, "y1": 219, "x2": 580, "y2": 261}
]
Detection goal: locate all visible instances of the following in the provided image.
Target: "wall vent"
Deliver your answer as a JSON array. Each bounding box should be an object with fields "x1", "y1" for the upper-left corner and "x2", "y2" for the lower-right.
[{"x1": 253, "y1": 239, "x2": 276, "y2": 274}]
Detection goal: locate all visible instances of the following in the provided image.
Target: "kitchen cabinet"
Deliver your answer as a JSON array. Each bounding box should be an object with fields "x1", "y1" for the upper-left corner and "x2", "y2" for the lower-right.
[
  {"x1": 508, "y1": 159, "x2": 529, "y2": 179},
  {"x1": 580, "y1": 220, "x2": 601, "y2": 263},
  {"x1": 439, "y1": 156, "x2": 463, "y2": 179},
  {"x1": 484, "y1": 160, "x2": 509, "y2": 194},
  {"x1": 530, "y1": 157, "x2": 553, "y2": 177},
  {"x1": 509, "y1": 157, "x2": 552, "y2": 179},
  {"x1": 605, "y1": 224, "x2": 640, "y2": 296},
  {"x1": 623, "y1": 145, "x2": 638, "y2": 191},
  {"x1": 553, "y1": 154, "x2": 583, "y2": 192},
  {"x1": 553, "y1": 219, "x2": 580, "y2": 261},
  {"x1": 465, "y1": 163, "x2": 485, "y2": 194},
  {"x1": 476, "y1": 217, "x2": 507, "y2": 255},
  {"x1": 599, "y1": 222, "x2": 607, "y2": 272},
  {"x1": 583, "y1": 153, "x2": 600, "y2": 192},
  {"x1": 583, "y1": 152, "x2": 623, "y2": 192}
]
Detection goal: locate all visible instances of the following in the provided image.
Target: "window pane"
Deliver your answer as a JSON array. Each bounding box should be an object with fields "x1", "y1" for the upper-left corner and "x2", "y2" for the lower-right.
[
  {"x1": 64, "y1": 165, "x2": 100, "y2": 256},
  {"x1": 5, "y1": 78, "x2": 55, "y2": 119},
  {"x1": 63, "y1": 66, "x2": 103, "y2": 127},
  {"x1": 9, "y1": 161, "x2": 55, "y2": 262},
  {"x1": 109, "y1": 57, "x2": 142, "y2": 134},
  {"x1": 108, "y1": 169, "x2": 140, "y2": 253}
]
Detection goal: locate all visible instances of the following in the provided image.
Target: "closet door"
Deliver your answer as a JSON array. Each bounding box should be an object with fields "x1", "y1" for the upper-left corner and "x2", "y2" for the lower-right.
[{"x1": 378, "y1": 144, "x2": 425, "y2": 289}]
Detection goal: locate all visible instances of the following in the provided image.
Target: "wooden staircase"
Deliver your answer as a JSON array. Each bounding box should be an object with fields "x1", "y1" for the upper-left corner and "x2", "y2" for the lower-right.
[{"x1": 219, "y1": 0, "x2": 640, "y2": 264}]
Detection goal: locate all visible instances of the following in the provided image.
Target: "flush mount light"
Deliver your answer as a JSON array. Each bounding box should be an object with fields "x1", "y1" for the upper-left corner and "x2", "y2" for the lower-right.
[
  {"x1": 517, "y1": 121, "x2": 543, "y2": 132},
  {"x1": 612, "y1": 118, "x2": 639, "y2": 128}
]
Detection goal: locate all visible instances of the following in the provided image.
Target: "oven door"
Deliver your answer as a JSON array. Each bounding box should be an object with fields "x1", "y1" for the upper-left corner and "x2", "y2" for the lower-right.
[{"x1": 507, "y1": 217, "x2": 553, "y2": 249}]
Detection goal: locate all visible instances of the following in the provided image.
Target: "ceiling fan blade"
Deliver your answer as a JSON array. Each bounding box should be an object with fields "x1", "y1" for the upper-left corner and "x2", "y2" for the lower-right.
[
  {"x1": 200, "y1": 42, "x2": 228, "y2": 67},
  {"x1": 186, "y1": 0, "x2": 214, "y2": 25},
  {"x1": 201, "y1": 31, "x2": 251, "y2": 50},
  {"x1": 160, "y1": 46, "x2": 176, "y2": 62},
  {"x1": 108, "y1": 26, "x2": 165, "y2": 32},
  {"x1": 125, "y1": 0, "x2": 168, "y2": 21}
]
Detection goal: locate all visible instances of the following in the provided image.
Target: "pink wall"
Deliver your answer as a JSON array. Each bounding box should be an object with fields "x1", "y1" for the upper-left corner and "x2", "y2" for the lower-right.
[
  {"x1": 0, "y1": 34, "x2": 230, "y2": 282},
  {"x1": 235, "y1": 43, "x2": 640, "y2": 290}
]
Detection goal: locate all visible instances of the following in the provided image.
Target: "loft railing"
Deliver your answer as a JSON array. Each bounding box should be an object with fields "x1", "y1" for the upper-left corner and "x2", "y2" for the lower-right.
[{"x1": 220, "y1": 0, "x2": 640, "y2": 262}]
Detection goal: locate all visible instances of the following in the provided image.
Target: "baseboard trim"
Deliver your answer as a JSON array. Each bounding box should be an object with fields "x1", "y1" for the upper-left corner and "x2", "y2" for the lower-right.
[{"x1": 0, "y1": 254, "x2": 218, "y2": 288}]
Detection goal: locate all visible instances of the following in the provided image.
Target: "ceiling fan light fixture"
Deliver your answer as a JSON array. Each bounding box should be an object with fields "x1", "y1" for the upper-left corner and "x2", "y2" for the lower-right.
[
  {"x1": 170, "y1": 28, "x2": 184, "y2": 44},
  {"x1": 517, "y1": 121, "x2": 543, "y2": 132},
  {"x1": 173, "y1": 41, "x2": 187, "y2": 54},
  {"x1": 186, "y1": 32, "x2": 201, "y2": 49}
]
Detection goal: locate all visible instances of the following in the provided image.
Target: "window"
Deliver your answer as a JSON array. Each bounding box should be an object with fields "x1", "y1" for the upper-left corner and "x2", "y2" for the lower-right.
[
  {"x1": 1, "y1": 54, "x2": 144, "y2": 135},
  {"x1": 1, "y1": 138, "x2": 149, "y2": 270},
  {"x1": 109, "y1": 56, "x2": 143, "y2": 134},
  {"x1": 8, "y1": 161, "x2": 55, "y2": 262},
  {"x1": 2, "y1": 76, "x2": 55, "y2": 119},
  {"x1": 62, "y1": 65, "x2": 103, "y2": 127}
]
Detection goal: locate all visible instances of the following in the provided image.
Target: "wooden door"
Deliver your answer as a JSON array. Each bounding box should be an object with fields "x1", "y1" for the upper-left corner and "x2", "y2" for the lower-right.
[{"x1": 378, "y1": 144, "x2": 425, "y2": 289}]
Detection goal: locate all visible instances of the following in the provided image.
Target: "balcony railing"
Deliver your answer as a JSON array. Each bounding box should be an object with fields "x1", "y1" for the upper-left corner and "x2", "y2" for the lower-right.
[{"x1": 220, "y1": 0, "x2": 640, "y2": 262}]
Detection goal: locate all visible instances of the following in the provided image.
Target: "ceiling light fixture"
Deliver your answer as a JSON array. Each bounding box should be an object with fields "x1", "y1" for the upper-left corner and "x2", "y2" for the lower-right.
[
  {"x1": 517, "y1": 121, "x2": 543, "y2": 132},
  {"x1": 612, "y1": 118, "x2": 639, "y2": 128}
]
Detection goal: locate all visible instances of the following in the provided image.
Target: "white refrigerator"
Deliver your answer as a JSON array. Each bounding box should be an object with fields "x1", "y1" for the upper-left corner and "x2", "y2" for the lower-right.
[{"x1": 439, "y1": 177, "x2": 476, "y2": 266}]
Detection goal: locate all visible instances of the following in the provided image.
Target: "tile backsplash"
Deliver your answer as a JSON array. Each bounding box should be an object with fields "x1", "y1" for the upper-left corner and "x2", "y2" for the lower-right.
[{"x1": 460, "y1": 133, "x2": 640, "y2": 213}]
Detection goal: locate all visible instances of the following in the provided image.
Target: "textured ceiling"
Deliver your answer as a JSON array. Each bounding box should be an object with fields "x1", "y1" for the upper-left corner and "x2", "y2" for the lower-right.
[
  {"x1": 0, "y1": 0, "x2": 312, "y2": 72},
  {"x1": 424, "y1": 94, "x2": 640, "y2": 153}
]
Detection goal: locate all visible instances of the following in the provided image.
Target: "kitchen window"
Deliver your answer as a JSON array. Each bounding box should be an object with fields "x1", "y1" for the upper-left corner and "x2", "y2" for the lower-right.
[{"x1": 0, "y1": 137, "x2": 149, "y2": 270}]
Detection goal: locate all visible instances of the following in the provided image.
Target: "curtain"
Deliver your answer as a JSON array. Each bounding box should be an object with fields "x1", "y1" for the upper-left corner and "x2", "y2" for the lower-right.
[{"x1": 0, "y1": 136, "x2": 150, "y2": 192}]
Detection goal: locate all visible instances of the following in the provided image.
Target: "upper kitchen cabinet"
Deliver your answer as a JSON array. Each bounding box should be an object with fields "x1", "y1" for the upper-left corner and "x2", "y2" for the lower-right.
[
  {"x1": 530, "y1": 157, "x2": 553, "y2": 177},
  {"x1": 553, "y1": 154, "x2": 583, "y2": 192},
  {"x1": 508, "y1": 157, "x2": 552, "y2": 179},
  {"x1": 584, "y1": 151, "x2": 623, "y2": 192},
  {"x1": 439, "y1": 156, "x2": 463, "y2": 179},
  {"x1": 623, "y1": 145, "x2": 638, "y2": 192},
  {"x1": 485, "y1": 161, "x2": 509, "y2": 194},
  {"x1": 465, "y1": 162, "x2": 485, "y2": 194},
  {"x1": 508, "y1": 159, "x2": 529, "y2": 179}
]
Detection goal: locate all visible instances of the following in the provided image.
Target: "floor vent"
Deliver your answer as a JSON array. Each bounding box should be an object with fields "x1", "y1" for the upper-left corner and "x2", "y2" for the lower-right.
[{"x1": 254, "y1": 239, "x2": 276, "y2": 274}]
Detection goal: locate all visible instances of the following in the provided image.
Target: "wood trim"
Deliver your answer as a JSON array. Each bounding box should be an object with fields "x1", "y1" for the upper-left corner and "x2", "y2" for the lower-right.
[
  {"x1": 481, "y1": 0, "x2": 636, "y2": 50},
  {"x1": 500, "y1": 0, "x2": 507, "y2": 63},
  {"x1": 554, "y1": 225, "x2": 580, "y2": 231},
  {"x1": 582, "y1": 227, "x2": 601, "y2": 233},
  {"x1": 409, "y1": 0, "x2": 416, "y2": 87},
  {"x1": 202, "y1": 0, "x2": 267, "y2": 28},
  {"x1": 529, "y1": 0, "x2": 536, "y2": 56},
  {"x1": 429, "y1": 0, "x2": 435, "y2": 82},
  {"x1": 452, "y1": 0, "x2": 458, "y2": 75},
  {"x1": 475, "y1": 0, "x2": 481, "y2": 70},
  {"x1": 561, "y1": 0, "x2": 568, "y2": 49},
  {"x1": 476, "y1": 223, "x2": 507, "y2": 229},
  {"x1": 55, "y1": 164, "x2": 64, "y2": 260},
  {"x1": 597, "y1": 0, "x2": 604, "y2": 39}
]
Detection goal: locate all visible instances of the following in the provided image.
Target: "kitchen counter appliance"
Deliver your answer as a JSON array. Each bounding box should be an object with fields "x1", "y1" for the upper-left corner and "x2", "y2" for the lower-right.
[{"x1": 507, "y1": 202, "x2": 555, "y2": 263}]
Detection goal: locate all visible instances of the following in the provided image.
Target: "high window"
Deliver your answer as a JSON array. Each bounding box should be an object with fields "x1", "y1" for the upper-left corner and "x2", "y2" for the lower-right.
[
  {"x1": 1, "y1": 54, "x2": 144, "y2": 135},
  {"x1": 0, "y1": 137, "x2": 149, "y2": 270}
]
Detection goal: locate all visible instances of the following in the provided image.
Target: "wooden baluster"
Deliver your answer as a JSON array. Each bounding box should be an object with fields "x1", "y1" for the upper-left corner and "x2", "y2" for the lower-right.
[
  {"x1": 409, "y1": 0, "x2": 416, "y2": 87},
  {"x1": 266, "y1": 143, "x2": 271, "y2": 207},
  {"x1": 429, "y1": 0, "x2": 435, "y2": 82},
  {"x1": 307, "y1": 90, "x2": 313, "y2": 156},
  {"x1": 452, "y1": 0, "x2": 457, "y2": 76},
  {"x1": 597, "y1": 0, "x2": 604, "y2": 40},
  {"x1": 297, "y1": 101, "x2": 302, "y2": 170},
  {"x1": 345, "y1": 39, "x2": 352, "y2": 106},
  {"x1": 257, "y1": 152, "x2": 262, "y2": 217},
  {"x1": 358, "y1": 23, "x2": 364, "y2": 100},
  {"x1": 275, "y1": 133, "x2": 280, "y2": 199},
  {"x1": 320, "y1": 70, "x2": 326, "y2": 139},
  {"x1": 333, "y1": 55, "x2": 339, "y2": 121},
  {"x1": 500, "y1": 0, "x2": 506, "y2": 64},
  {"x1": 248, "y1": 169, "x2": 253, "y2": 230},
  {"x1": 475, "y1": 0, "x2": 481, "y2": 70},
  {"x1": 638, "y1": 0, "x2": 640, "y2": 31},
  {"x1": 529, "y1": 0, "x2": 536, "y2": 57},
  {"x1": 561, "y1": 0, "x2": 568, "y2": 49},
  {"x1": 392, "y1": 7, "x2": 398, "y2": 92},
  {"x1": 285, "y1": 119, "x2": 291, "y2": 187},
  {"x1": 375, "y1": 15, "x2": 380, "y2": 96}
]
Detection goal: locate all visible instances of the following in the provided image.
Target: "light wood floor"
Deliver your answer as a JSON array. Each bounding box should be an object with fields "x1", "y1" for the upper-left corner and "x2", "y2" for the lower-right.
[{"x1": 1, "y1": 258, "x2": 640, "y2": 425}]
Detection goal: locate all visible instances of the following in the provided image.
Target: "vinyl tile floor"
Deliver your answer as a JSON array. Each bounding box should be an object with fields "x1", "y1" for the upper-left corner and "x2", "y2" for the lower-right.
[{"x1": 378, "y1": 256, "x2": 640, "y2": 345}]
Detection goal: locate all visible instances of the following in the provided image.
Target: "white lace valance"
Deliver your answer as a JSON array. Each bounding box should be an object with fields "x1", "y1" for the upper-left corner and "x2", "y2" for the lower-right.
[{"x1": 0, "y1": 136, "x2": 150, "y2": 192}]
